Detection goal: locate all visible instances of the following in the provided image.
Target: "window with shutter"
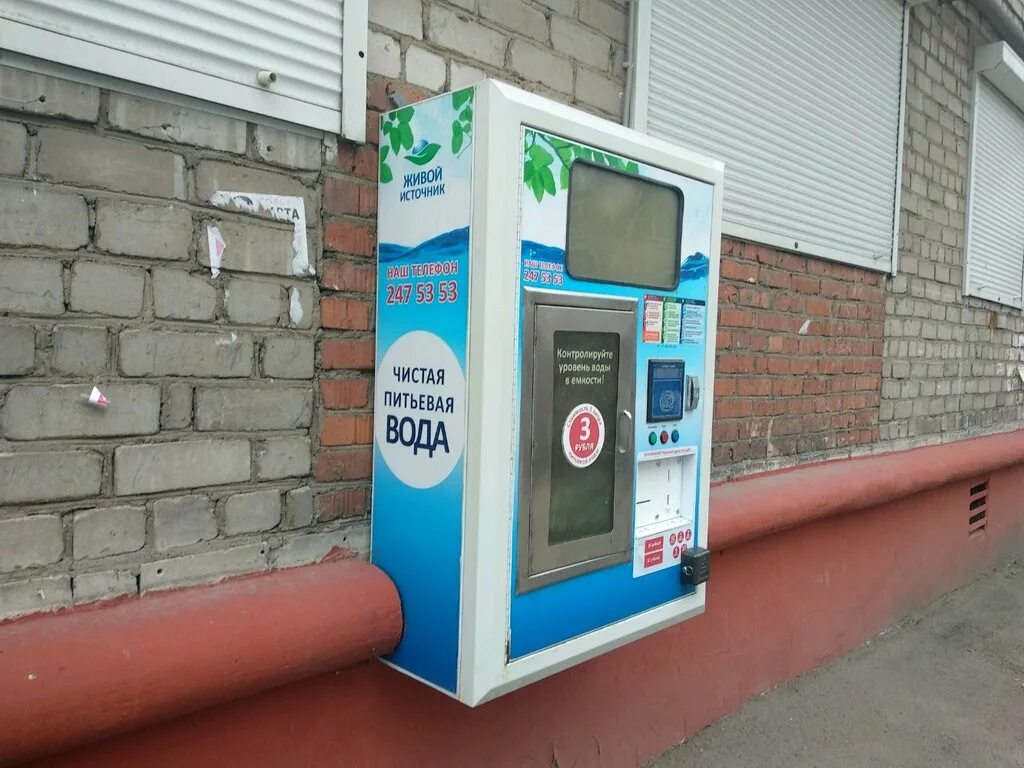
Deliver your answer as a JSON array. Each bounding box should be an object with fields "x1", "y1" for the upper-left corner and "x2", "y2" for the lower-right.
[
  {"x1": 629, "y1": 0, "x2": 907, "y2": 272},
  {"x1": 0, "y1": 0, "x2": 367, "y2": 138},
  {"x1": 965, "y1": 43, "x2": 1024, "y2": 309}
]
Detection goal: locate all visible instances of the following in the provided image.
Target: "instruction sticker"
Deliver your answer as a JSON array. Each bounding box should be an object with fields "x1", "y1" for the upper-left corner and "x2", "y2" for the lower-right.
[
  {"x1": 633, "y1": 526, "x2": 693, "y2": 577},
  {"x1": 682, "y1": 300, "x2": 706, "y2": 344},
  {"x1": 663, "y1": 297, "x2": 682, "y2": 344},
  {"x1": 643, "y1": 295, "x2": 663, "y2": 343},
  {"x1": 562, "y1": 403, "x2": 605, "y2": 468}
]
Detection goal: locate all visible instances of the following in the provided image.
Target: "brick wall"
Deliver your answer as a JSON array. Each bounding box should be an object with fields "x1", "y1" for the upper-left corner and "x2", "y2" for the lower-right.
[
  {"x1": 883, "y1": 1, "x2": 1024, "y2": 448},
  {"x1": 0, "y1": 68, "x2": 365, "y2": 619},
  {"x1": 712, "y1": 240, "x2": 884, "y2": 477}
]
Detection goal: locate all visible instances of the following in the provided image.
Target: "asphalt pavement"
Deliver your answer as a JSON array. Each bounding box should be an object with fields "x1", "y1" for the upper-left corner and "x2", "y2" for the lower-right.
[{"x1": 648, "y1": 558, "x2": 1024, "y2": 768}]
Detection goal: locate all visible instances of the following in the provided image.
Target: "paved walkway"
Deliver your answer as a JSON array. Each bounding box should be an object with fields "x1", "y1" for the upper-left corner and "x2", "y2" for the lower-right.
[{"x1": 648, "y1": 558, "x2": 1024, "y2": 768}]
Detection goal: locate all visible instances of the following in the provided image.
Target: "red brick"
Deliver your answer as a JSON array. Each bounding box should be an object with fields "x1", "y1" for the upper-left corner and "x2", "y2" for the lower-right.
[
  {"x1": 819, "y1": 278, "x2": 849, "y2": 299},
  {"x1": 717, "y1": 353, "x2": 753, "y2": 374},
  {"x1": 737, "y1": 378, "x2": 771, "y2": 396},
  {"x1": 366, "y1": 109, "x2": 380, "y2": 145},
  {"x1": 805, "y1": 297, "x2": 831, "y2": 316},
  {"x1": 353, "y1": 146, "x2": 377, "y2": 181},
  {"x1": 759, "y1": 268, "x2": 792, "y2": 289},
  {"x1": 715, "y1": 377, "x2": 737, "y2": 396},
  {"x1": 766, "y1": 357, "x2": 790, "y2": 374},
  {"x1": 322, "y1": 338, "x2": 375, "y2": 370},
  {"x1": 756, "y1": 313, "x2": 791, "y2": 333},
  {"x1": 716, "y1": 330, "x2": 733, "y2": 349},
  {"x1": 325, "y1": 219, "x2": 376, "y2": 257},
  {"x1": 321, "y1": 378, "x2": 370, "y2": 409},
  {"x1": 773, "y1": 294, "x2": 805, "y2": 313},
  {"x1": 792, "y1": 275, "x2": 821, "y2": 294},
  {"x1": 317, "y1": 487, "x2": 369, "y2": 522},
  {"x1": 721, "y1": 259, "x2": 758, "y2": 282},
  {"x1": 746, "y1": 244, "x2": 778, "y2": 265},
  {"x1": 718, "y1": 283, "x2": 739, "y2": 305},
  {"x1": 359, "y1": 185, "x2": 377, "y2": 217},
  {"x1": 321, "y1": 413, "x2": 373, "y2": 446},
  {"x1": 773, "y1": 379, "x2": 803, "y2": 396},
  {"x1": 315, "y1": 447, "x2": 373, "y2": 482},
  {"x1": 336, "y1": 142, "x2": 356, "y2": 173},
  {"x1": 719, "y1": 308, "x2": 754, "y2": 327},
  {"x1": 752, "y1": 398, "x2": 785, "y2": 416},
  {"x1": 807, "y1": 260, "x2": 833, "y2": 278},
  {"x1": 367, "y1": 76, "x2": 390, "y2": 111},
  {"x1": 767, "y1": 336, "x2": 799, "y2": 354},
  {"x1": 721, "y1": 238, "x2": 743, "y2": 257},
  {"x1": 737, "y1": 287, "x2": 771, "y2": 308},
  {"x1": 321, "y1": 297, "x2": 372, "y2": 330},
  {"x1": 713, "y1": 421, "x2": 739, "y2": 442},
  {"x1": 775, "y1": 252, "x2": 806, "y2": 272},
  {"x1": 803, "y1": 379, "x2": 828, "y2": 395},
  {"x1": 715, "y1": 399, "x2": 753, "y2": 418},
  {"x1": 324, "y1": 176, "x2": 363, "y2": 216},
  {"x1": 322, "y1": 259, "x2": 376, "y2": 293}
]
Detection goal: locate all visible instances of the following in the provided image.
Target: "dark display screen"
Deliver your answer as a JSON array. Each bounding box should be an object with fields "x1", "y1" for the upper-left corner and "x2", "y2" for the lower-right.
[{"x1": 647, "y1": 359, "x2": 684, "y2": 423}]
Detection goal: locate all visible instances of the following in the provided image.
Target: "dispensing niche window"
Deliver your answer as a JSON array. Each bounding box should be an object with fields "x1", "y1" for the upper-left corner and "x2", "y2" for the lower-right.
[{"x1": 566, "y1": 162, "x2": 683, "y2": 289}]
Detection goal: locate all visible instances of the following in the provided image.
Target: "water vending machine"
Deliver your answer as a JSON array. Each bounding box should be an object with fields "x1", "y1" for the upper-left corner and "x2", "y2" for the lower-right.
[{"x1": 372, "y1": 81, "x2": 723, "y2": 705}]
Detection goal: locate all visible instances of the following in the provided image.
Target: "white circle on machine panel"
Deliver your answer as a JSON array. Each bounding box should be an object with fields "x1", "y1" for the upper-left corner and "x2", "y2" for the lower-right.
[
  {"x1": 562, "y1": 403, "x2": 605, "y2": 468},
  {"x1": 375, "y1": 331, "x2": 466, "y2": 489}
]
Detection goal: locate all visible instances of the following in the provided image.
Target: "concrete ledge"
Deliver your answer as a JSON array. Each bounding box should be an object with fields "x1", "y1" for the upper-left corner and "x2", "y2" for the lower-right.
[
  {"x1": 0, "y1": 557, "x2": 402, "y2": 767},
  {"x1": 711, "y1": 429, "x2": 1024, "y2": 551}
]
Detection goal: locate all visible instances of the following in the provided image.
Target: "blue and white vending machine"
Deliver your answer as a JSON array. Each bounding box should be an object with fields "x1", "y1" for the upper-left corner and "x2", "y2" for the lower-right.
[{"x1": 372, "y1": 81, "x2": 723, "y2": 705}]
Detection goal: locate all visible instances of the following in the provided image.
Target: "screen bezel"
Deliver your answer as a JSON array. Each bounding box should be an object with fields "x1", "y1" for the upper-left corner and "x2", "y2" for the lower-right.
[
  {"x1": 564, "y1": 158, "x2": 685, "y2": 291},
  {"x1": 646, "y1": 358, "x2": 686, "y2": 423}
]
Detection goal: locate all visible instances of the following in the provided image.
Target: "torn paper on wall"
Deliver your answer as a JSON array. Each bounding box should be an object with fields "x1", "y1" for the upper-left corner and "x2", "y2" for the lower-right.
[
  {"x1": 208, "y1": 191, "x2": 311, "y2": 276},
  {"x1": 82, "y1": 386, "x2": 109, "y2": 408},
  {"x1": 289, "y1": 287, "x2": 304, "y2": 326},
  {"x1": 207, "y1": 225, "x2": 225, "y2": 277}
]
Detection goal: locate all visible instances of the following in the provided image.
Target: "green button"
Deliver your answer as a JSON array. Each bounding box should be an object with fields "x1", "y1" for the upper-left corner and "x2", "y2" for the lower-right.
[{"x1": 648, "y1": 432, "x2": 658, "y2": 445}]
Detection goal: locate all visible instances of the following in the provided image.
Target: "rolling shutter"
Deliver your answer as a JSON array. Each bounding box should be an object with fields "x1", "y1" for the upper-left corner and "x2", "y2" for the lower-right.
[
  {"x1": 0, "y1": 0, "x2": 367, "y2": 137},
  {"x1": 965, "y1": 75, "x2": 1024, "y2": 308},
  {"x1": 633, "y1": 0, "x2": 905, "y2": 271}
]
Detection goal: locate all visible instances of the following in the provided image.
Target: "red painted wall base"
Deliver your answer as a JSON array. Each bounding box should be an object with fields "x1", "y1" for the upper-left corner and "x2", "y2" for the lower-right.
[{"x1": 40, "y1": 461, "x2": 1024, "y2": 768}]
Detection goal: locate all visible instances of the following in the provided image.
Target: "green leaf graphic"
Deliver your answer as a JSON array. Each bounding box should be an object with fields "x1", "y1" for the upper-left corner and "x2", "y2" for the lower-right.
[
  {"x1": 452, "y1": 88, "x2": 473, "y2": 109},
  {"x1": 560, "y1": 165, "x2": 569, "y2": 190},
  {"x1": 540, "y1": 166, "x2": 556, "y2": 196},
  {"x1": 396, "y1": 106, "x2": 414, "y2": 124},
  {"x1": 452, "y1": 120, "x2": 464, "y2": 153},
  {"x1": 528, "y1": 144, "x2": 553, "y2": 166},
  {"x1": 407, "y1": 142, "x2": 441, "y2": 165},
  {"x1": 380, "y1": 161, "x2": 393, "y2": 184},
  {"x1": 399, "y1": 122, "x2": 414, "y2": 151},
  {"x1": 460, "y1": 106, "x2": 473, "y2": 123},
  {"x1": 530, "y1": 173, "x2": 545, "y2": 203},
  {"x1": 389, "y1": 128, "x2": 401, "y2": 154}
]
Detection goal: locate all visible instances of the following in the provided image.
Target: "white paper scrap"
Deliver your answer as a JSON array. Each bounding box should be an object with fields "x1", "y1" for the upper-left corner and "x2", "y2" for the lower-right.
[
  {"x1": 207, "y1": 225, "x2": 225, "y2": 277},
  {"x1": 208, "y1": 191, "x2": 309, "y2": 276},
  {"x1": 83, "y1": 386, "x2": 109, "y2": 408},
  {"x1": 289, "y1": 287, "x2": 304, "y2": 326}
]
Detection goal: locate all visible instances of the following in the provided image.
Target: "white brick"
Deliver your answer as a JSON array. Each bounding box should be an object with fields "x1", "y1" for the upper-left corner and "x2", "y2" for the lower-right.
[
  {"x1": 428, "y1": 5, "x2": 507, "y2": 67},
  {"x1": 0, "y1": 184, "x2": 89, "y2": 249},
  {"x1": 575, "y1": 66, "x2": 622, "y2": 116},
  {"x1": 73, "y1": 506, "x2": 146, "y2": 560},
  {"x1": 1, "y1": 383, "x2": 159, "y2": 440},
  {"x1": 510, "y1": 38, "x2": 573, "y2": 94},
  {"x1": 406, "y1": 45, "x2": 447, "y2": 91},
  {"x1": 369, "y1": 31, "x2": 402, "y2": 77},
  {"x1": 108, "y1": 93, "x2": 247, "y2": 153},
  {"x1": 0, "y1": 121, "x2": 27, "y2": 175},
  {"x1": 153, "y1": 495, "x2": 217, "y2": 550},
  {"x1": 0, "y1": 576, "x2": 71, "y2": 620},
  {"x1": 579, "y1": 0, "x2": 627, "y2": 43},
  {"x1": 53, "y1": 325, "x2": 107, "y2": 376},
  {"x1": 140, "y1": 544, "x2": 268, "y2": 593},
  {"x1": 0, "y1": 325, "x2": 34, "y2": 375},
  {"x1": 114, "y1": 439, "x2": 251, "y2": 495},
  {"x1": 370, "y1": 0, "x2": 423, "y2": 39},
  {"x1": 70, "y1": 262, "x2": 146, "y2": 318},
  {"x1": 551, "y1": 16, "x2": 612, "y2": 70},
  {"x1": 95, "y1": 200, "x2": 193, "y2": 261},
  {"x1": 119, "y1": 329, "x2": 254, "y2": 378},
  {"x1": 153, "y1": 269, "x2": 217, "y2": 321},
  {"x1": 263, "y1": 336, "x2": 315, "y2": 379},
  {"x1": 194, "y1": 386, "x2": 312, "y2": 431},
  {"x1": 253, "y1": 125, "x2": 323, "y2": 170},
  {"x1": 224, "y1": 489, "x2": 282, "y2": 535},
  {"x1": 73, "y1": 570, "x2": 137, "y2": 604},
  {"x1": 480, "y1": 0, "x2": 548, "y2": 42},
  {"x1": 0, "y1": 516, "x2": 63, "y2": 572},
  {"x1": 450, "y1": 61, "x2": 486, "y2": 90},
  {"x1": 0, "y1": 257, "x2": 62, "y2": 315},
  {"x1": 0, "y1": 68, "x2": 99, "y2": 122},
  {"x1": 0, "y1": 451, "x2": 102, "y2": 504},
  {"x1": 271, "y1": 524, "x2": 369, "y2": 568},
  {"x1": 200, "y1": 218, "x2": 296, "y2": 278},
  {"x1": 256, "y1": 436, "x2": 312, "y2": 480},
  {"x1": 225, "y1": 278, "x2": 282, "y2": 325},
  {"x1": 283, "y1": 486, "x2": 314, "y2": 529}
]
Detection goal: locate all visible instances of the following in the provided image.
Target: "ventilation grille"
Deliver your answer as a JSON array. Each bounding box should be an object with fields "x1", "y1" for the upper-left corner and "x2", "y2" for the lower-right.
[{"x1": 969, "y1": 480, "x2": 988, "y2": 537}]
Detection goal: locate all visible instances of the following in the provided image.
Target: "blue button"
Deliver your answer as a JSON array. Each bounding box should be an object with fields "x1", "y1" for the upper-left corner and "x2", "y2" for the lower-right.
[{"x1": 671, "y1": 429, "x2": 680, "y2": 443}]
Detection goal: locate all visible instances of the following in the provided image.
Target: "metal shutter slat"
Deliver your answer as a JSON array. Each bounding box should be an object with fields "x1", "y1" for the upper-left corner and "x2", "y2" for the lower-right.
[
  {"x1": 644, "y1": 0, "x2": 904, "y2": 269},
  {"x1": 966, "y1": 77, "x2": 1024, "y2": 307}
]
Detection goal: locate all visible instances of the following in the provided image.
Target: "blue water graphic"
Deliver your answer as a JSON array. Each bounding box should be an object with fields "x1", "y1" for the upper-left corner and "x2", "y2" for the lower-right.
[{"x1": 379, "y1": 227, "x2": 470, "y2": 264}]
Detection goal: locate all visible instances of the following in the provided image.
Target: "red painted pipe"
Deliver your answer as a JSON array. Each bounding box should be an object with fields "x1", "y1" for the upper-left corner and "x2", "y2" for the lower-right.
[
  {"x1": 0, "y1": 558, "x2": 402, "y2": 767},
  {"x1": 711, "y1": 429, "x2": 1024, "y2": 550}
]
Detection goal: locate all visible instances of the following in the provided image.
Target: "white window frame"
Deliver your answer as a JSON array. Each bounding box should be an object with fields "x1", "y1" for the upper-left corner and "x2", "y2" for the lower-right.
[
  {"x1": 627, "y1": 0, "x2": 910, "y2": 275},
  {"x1": 964, "y1": 41, "x2": 1024, "y2": 309},
  {"x1": 0, "y1": 1, "x2": 368, "y2": 140}
]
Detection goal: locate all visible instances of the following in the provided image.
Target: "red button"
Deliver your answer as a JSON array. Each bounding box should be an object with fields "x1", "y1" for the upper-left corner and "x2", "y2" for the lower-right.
[{"x1": 660, "y1": 431, "x2": 669, "y2": 444}]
